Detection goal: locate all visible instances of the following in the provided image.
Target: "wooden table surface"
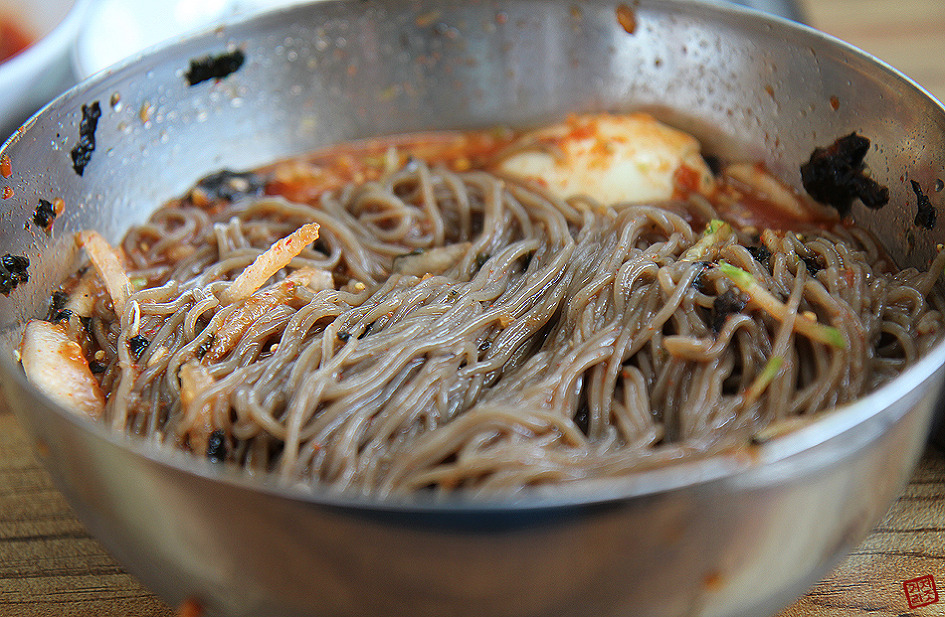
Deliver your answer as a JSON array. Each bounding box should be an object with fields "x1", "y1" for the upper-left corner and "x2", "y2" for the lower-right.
[{"x1": 4, "y1": 1, "x2": 945, "y2": 615}]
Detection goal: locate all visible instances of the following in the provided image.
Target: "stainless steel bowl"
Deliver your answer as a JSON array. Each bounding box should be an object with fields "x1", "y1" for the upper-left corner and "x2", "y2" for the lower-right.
[{"x1": 2, "y1": 1, "x2": 944, "y2": 616}]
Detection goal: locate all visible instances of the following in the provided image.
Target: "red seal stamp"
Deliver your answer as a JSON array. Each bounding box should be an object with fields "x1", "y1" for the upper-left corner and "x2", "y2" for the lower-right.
[{"x1": 904, "y1": 574, "x2": 939, "y2": 609}]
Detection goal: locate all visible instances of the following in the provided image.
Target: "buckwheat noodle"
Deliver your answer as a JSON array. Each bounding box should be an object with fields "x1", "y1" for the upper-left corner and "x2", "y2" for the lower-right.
[{"x1": 78, "y1": 157, "x2": 945, "y2": 496}]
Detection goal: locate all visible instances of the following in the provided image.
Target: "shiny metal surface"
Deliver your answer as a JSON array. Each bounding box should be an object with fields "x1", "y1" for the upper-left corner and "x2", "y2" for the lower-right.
[
  {"x1": 729, "y1": 0, "x2": 805, "y2": 22},
  {"x1": 1, "y1": 1, "x2": 944, "y2": 615}
]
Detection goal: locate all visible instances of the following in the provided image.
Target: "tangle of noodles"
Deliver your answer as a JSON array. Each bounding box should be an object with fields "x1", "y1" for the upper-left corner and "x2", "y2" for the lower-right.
[{"x1": 37, "y1": 127, "x2": 945, "y2": 497}]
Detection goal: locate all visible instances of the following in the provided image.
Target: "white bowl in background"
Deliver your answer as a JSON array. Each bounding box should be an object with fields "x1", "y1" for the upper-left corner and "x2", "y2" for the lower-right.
[
  {"x1": 0, "y1": 0, "x2": 89, "y2": 142},
  {"x1": 72, "y1": 0, "x2": 303, "y2": 80}
]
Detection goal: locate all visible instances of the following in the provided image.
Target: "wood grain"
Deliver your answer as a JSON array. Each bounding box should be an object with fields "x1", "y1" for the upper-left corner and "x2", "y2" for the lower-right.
[
  {"x1": 3, "y1": 1, "x2": 945, "y2": 616},
  {"x1": 0, "y1": 409, "x2": 173, "y2": 617},
  {"x1": 777, "y1": 453, "x2": 945, "y2": 617}
]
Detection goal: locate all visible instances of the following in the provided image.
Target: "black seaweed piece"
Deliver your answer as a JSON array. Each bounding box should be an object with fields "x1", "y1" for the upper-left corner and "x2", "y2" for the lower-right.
[
  {"x1": 70, "y1": 102, "x2": 102, "y2": 177},
  {"x1": 89, "y1": 360, "x2": 107, "y2": 374},
  {"x1": 801, "y1": 254, "x2": 824, "y2": 276},
  {"x1": 32, "y1": 199, "x2": 56, "y2": 229},
  {"x1": 206, "y1": 429, "x2": 227, "y2": 463},
  {"x1": 0, "y1": 253, "x2": 29, "y2": 295},
  {"x1": 51, "y1": 308, "x2": 73, "y2": 323},
  {"x1": 51, "y1": 290, "x2": 69, "y2": 313},
  {"x1": 747, "y1": 246, "x2": 771, "y2": 269},
  {"x1": 711, "y1": 289, "x2": 747, "y2": 335},
  {"x1": 2, "y1": 254, "x2": 29, "y2": 280},
  {"x1": 799, "y1": 133, "x2": 889, "y2": 215},
  {"x1": 128, "y1": 334, "x2": 150, "y2": 359},
  {"x1": 0, "y1": 270, "x2": 15, "y2": 295},
  {"x1": 691, "y1": 261, "x2": 711, "y2": 291},
  {"x1": 185, "y1": 49, "x2": 246, "y2": 86},
  {"x1": 192, "y1": 169, "x2": 265, "y2": 203},
  {"x1": 912, "y1": 180, "x2": 937, "y2": 229},
  {"x1": 337, "y1": 331, "x2": 351, "y2": 342}
]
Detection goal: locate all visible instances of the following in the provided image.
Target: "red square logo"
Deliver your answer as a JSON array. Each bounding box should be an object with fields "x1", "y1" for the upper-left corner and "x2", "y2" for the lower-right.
[{"x1": 904, "y1": 575, "x2": 939, "y2": 609}]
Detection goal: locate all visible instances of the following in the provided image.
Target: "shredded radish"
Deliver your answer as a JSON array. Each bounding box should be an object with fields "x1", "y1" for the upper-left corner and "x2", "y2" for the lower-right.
[
  {"x1": 76, "y1": 230, "x2": 132, "y2": 316},
  {"x1": 220, "y1": 222, "x2": 320, "y2": 304},
  {"x1": 207, "y1": 267, "x2": 333, "y2": 362},
  {"x1": 179, "y1": 361, "x2": 217, "y2": 454},
  {"x1": 19, "y1": 320, "x2": 105, "y2": 418}
]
